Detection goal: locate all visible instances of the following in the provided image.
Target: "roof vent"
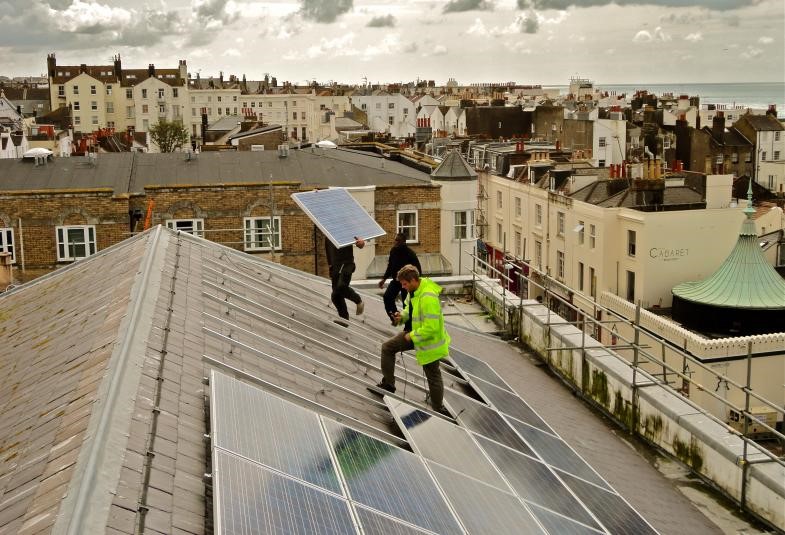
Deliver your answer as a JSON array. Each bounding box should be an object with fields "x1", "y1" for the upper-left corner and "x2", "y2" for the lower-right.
[{"x1": 277, "y1": 144, "x2": 289, "y2": 158}]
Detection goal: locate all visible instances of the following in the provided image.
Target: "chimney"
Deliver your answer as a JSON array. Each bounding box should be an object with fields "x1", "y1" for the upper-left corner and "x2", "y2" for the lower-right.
[
  {"x1": 0, "y1": 253, "x2": 12, "y2": 290},
  {"x1": 766, "y1": 104, "x2": 777, "y2": 117},
  {"x1": 114, "y1": 54, "x2": 122, "y2": 79},
  {"x1": 47, "y1": 53, "x2": 57, "y2": 78},
  {"x1": 178, "y1": 59, "x2": 187, "y2": 81},
  {"x1": 219, "y1": 71, "x2": 224, "y2": 84},
  {"x1": 712, "y1": 111, "x2": 725, "y2": 139},
  {"x1": 80, "y1": 63, "x2": 87, "y2": 73},
  {"x1": 148, "y1": 64, "x2": 155, "y2": 77}
]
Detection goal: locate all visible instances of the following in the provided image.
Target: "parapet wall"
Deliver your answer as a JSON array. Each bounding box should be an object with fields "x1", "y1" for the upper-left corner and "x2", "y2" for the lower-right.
[{"x1": 476, "y1": 283, "x2": 785, "y2": 531}]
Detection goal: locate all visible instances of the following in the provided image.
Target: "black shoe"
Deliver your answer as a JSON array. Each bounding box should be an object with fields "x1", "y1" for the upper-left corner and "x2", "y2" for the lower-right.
[
  {"x1": 333, "y1": 318, "x2": 349, "y2": 328},
  {"x1": 433, "y1": 406, "x2": 452, "y2": 418},
  {"x1": 375, "y1": 381, "x2": 396, "y2": 393}
]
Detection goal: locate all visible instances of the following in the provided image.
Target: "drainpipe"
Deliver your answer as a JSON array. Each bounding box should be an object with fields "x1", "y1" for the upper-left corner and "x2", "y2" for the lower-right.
[{"x1": 18, "y1": 218, "x2": 24, "y2": 272}]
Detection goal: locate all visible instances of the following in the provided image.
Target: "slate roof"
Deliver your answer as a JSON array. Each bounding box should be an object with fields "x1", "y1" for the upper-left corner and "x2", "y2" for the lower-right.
[
  {"x1": 226, "y1": 124, "x2": 282, "y2": 141},
  {"x1": 0, "y1": 149, "x2": 431, "y2": 192},
  {"x1": 736, "y1": 114, "x2": 784, "y2": 132},
  {"x1": 431, "y1": 150, "x2": 477, "y2": 180},
  {"x1": 0, "y1": 226, "x2": 662, "y2": 534}
]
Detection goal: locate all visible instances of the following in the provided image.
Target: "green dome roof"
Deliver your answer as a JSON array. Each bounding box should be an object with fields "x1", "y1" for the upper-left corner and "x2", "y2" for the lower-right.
[{"x1": 672, "y1": 185, "x2": 785, "y2": 310}]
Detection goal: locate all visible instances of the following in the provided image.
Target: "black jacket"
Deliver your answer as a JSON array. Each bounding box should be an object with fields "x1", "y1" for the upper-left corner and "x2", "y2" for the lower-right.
[
  {"x1": 325, "y1": 238, "x2": 354, "y2": 267},
  {"x1": 383, "y1": 244, "x2": 422, "y2": 279}
]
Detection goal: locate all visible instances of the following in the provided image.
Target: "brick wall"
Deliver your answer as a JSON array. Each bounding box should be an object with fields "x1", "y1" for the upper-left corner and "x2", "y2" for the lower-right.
[
  {"x1": 236, "y1": 130, "x2": 284, "y2": 151},
  {"x1": 375, "y1": 184, "x2": 442, "y2": 254}
]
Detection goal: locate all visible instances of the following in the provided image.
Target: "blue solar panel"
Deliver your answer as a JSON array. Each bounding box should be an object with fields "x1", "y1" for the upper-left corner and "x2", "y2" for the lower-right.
[{"x1": 292, "y1": 188, "x2": 386, "y2": 247}]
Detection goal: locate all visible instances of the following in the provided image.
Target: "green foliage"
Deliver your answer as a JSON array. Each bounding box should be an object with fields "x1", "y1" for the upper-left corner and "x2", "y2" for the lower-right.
[{"x1": 149, "y1": 120, "x2": 189, "y2": 153}]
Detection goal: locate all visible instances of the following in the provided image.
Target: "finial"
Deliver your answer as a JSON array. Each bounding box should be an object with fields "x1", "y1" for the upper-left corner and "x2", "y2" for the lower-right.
[{"x1": 744, "y1": 178, "x2": 755, "y2": 219}]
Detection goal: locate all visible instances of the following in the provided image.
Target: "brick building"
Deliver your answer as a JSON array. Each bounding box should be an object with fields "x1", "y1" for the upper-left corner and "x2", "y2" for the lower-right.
[{"x1": 0, "y1": 149, "x2": 450, "y2": 282}]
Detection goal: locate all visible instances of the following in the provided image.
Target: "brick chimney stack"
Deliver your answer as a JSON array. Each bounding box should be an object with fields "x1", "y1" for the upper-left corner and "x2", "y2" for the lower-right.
[
  {"x1": 712, "y1": 111, "x2": 725, "y2": 139},
  {"x1": 148, "y1": 64, "x2": 155, "y2": 77}
]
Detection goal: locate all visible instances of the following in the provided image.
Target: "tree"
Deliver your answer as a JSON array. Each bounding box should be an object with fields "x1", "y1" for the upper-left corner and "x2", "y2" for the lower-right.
[{"x1": 149, "y1": 120, "x2": 189, "y2": 153}]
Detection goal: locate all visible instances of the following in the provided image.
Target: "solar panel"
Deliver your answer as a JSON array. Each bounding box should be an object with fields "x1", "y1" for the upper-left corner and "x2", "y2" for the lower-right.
[
  {"x1": 386, "y1": 398, "x2": 509, "y2": 490},
  {"x1": 291, "y1": 188, "x2": 386, "y2": 248},
  {"x1": 426, "y1": 461, "x2": 545, "y2": 535},
  {"x1": 213, "y1": 449, "x2": 356, "y2": 535},
  {"x1": 450, "y1": 349, "x2": 513, "y2": 392},
  {"x1": 353, "y1": 506, "x2": 437, "y2": 535},
  {"x1": 472, "y1": 375, "x2": 552, "y2": 432},
  {"x1": 526, "y1": 503, "x2": 605, "y2": 535},
  {"x1": 211, "y1": 370, "x2": 341, "y2": 493},
  {"x1": 322, "y1": 419, "x2": 462, "y2": 534}
]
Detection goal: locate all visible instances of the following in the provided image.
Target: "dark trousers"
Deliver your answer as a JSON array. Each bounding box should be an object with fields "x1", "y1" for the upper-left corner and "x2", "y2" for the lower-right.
[
  {"x1": 330, "y1": 263, "x2": 361, "y2": 320},
  {"x1": 381, "y1": 332, "x2": 444, "y2": 410},
  {"x1": 383, "y1": 280, "x2": 408, "y2": 316}
]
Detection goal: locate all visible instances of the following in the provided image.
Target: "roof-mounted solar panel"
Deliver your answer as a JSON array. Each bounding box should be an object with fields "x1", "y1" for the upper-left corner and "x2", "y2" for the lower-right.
[{"x1": 292, "y1": 188, "x2": 386, "y2": 248}]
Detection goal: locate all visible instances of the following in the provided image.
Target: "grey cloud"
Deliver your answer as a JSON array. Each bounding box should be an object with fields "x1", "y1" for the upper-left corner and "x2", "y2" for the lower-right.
[
  {"x1": 300, "y1": 0, "x2": 353, "y2": 23},
  {"x1": 443, "y1": 0, "x2": 494, "y2": 14},
  {"x1": 367, "y1": 14, "x2": 396, "y2": 27},
  {"x1": 403, "y1": 42, "x2": 419, "y2": 53},
  {"x1": 517, "y1": 0, "x2": 756, "y2": 10},
  {"x1": 194, "y1": 0, "x2": 239, "y2": 26},
  {"x1": 521, "y1": 12, "x2": 539, "y2": 32}
]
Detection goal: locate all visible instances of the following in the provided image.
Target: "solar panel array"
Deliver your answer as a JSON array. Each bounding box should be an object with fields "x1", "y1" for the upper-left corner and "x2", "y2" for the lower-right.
[
  {"x1": 210, "y1": 345, "x2": 659, "y2": 535},
  {"x1": 291, "y1": 188, "x2": 386, "y2": 248}
]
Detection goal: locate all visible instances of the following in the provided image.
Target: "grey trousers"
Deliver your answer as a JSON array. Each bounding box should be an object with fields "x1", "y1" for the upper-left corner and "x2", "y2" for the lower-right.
[{"x1": 381, "y1": 331, "x2": 444, "y2": 410}]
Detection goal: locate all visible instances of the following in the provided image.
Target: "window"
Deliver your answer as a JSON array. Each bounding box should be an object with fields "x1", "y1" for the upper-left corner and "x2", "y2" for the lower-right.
[
  {"x1": 589, "y1": 224, "x2": 596, "y2": 249},
  {"x1": 535, "y1": 204, "x2": 542, "y2": 226},
  {"x1": 217, "y1": 96, "x2": 222, "y2": 102},
  {"x1": 268, "y1": 102, "x2": 272, "y2": 107},
  {"x1": 91, "y1": 101, "x2": 97, "y2": 111},
  {"x1": 293, "y1": 111, "x2": 297, "y2": 120},
  {"x1": 74, "y1": 116, "x2": 81, "y2": 125},
  {"x1": 158, "y1": 88, "x2": 165, "y2": 99},
  {"x1": 627, "y1": 230, "x2": 636, "y2": 257},
  {"x1": 557, "y1": 212, "x2": 565, "y2": 236},
  {"x1": 745, "y1": 153, "x2": 752, "y2": 163},
  {"x1": 731, "y1": 153, "x2": 738, "y2": 163},
  {"x1": 388, "y1": 102, "x2": 395, "y2": 109},
  {"x1": 225, "y1": 107, "x2": 230, "y2": 115},
  {"x1": 598, "y1": 159, "x2": 606, "y2": 167},
  {"x1": 107, "y1": 121, "x2": 115, "y2": 128},
  {"x1": 761, "y1": 151, "x2": 767, "y2": 161},
  {"x1": 626, "y1": 270, "x2": 635, "y2": 302},
  {"x1": 218, "y1": 108, "x2": 222, "y2": 115},
  {"x1": 769, "y1": 175, "x2": 774, "y2": 189},
  {"x1": 515, "y1": 197, "x2": 521, "y2": 217},
  {"x1": 496, "y1": 223, "x2": 502, "y2": 243},
  {"x1": 142, "y1": 119, "x2": 149, "y2": 130},
  {"x1": 91, "y1": 116, "x2": 98, "y2": 125},
  {"x1": 497, "y1": 191, "x2": 502, "y2": 209},
  {"x1": 535, "y1": 240, "x2": 542, "y2": 269},
  {"x1": 73, "y1": 86, "x2": 79, "y2": 95},
  {"x1": 56, "y1": 226, "x2": 96, "y2": 261},
  {"x1": 73, "y1": 101, "x2": 80, "y2": 111},
  {"x1": 514, "y1": 231, "x2": 521, "y2": 257},
  {"x1": 142, "y1": 89, "x2": 147, "y2": 99},
  {"x1": 165, "y1": 219, "x2": 204, "y2": 237},
  {"x1": 775, "y1": 151, "x2": 781, "y2": 161},
  {"x1": 244, "y1": 217, "x2": 281, "y2": 251},
  {"x1": 58, "y1": 85, "x2": 65, "y2": 97},
  {"x1": 0, "y1": 228, "x2": 15, "y2": 263},
  {"x1": 173, "y1": 88, "x2": 178, "y2": 98},
  {"x1": 403, "y1": 107, "x2": 409, "y2": 115},
  {"x1": 232, "y1": 95, "x2": 237, "y2": 102},
  {"x1": 557, "y1": 251, "x2": 565, "y2": 279},
  {"x1": 292, "y1": 100, "x2": 296, "y2": 106},
  {"x1": 775, "y1": 132, "x2": 780, "y2": 141},
  {"x1": 453, "y1": 211, "x2": 473, "y2": 239},
  {"x1": 577, "y1": 221, "x2": 585, "y2": 244},
  {"x1": 106, "y1": 102, "x2": 114, "y2": 114},
  {"x1": 159, "y1": 104, "x2": 165, "y2": 114},
  {"x1": 590, "y1": 267, "x2": 596, "y2": 298},
  {"x1": 126, "y1": 88, "x2": 133, "y2": 99},
  {"x1": 90, "y1": 85, "x2": 96, "y2": 95},
  {"x1": 376, "y1": 103, "x2": 381, "y2": 109},
  {"x1": 388, "y1": 116, "x2": 394, "y2": 125},
  {"x1": 142, "y1": 104, "x2": 149, "y2": 114},
  {"x1": 598, "y1": 137, "x2": 606, "y2": 148},
  {"x1": 578, "y1": 261, "x2": 584, "y2": 292},
  {"x1": 397, "y1": 211, "x2": 418, "y2": 243},
  {"x1": 715, "y1": 154, "x2": 723, "y2": 165},
  {"x1": 126, "y1": 106, "x2": 134, "y2": 118}
]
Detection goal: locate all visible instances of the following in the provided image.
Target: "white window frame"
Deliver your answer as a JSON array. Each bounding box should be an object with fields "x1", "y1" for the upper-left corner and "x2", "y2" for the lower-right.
[
  {"x1": 165, "y1": 218, "x2": 204, "y2": 237},
  {"x1": 628, "y1": 230, "x2": 636, "y2": 257},
  {"x1": 453, "y1": 210, "x2": 473, "y2": 240},
  {"x1": 535, "y1": 204, "x2": 542, "y2": 226},
  {"x1": 244, "y1": 217, "x2": 281, "y2": 251},
  {"x1": 557, "y1": 250, "x2": 565, "y2": 279},
  {"x1": 514, "y1": 197, "x2": 521, "y2": 217},
  {"x1": 397, "y1": 210, "x2": 418, "y2": 243},
  {"x1": 0, "y1": 228, "x2": 15, "y2": 263},
  {"x1": 557, "y1": 211, "x2": 565, "y2": 237},
  {"x1": 577, "y1": 221, "x2": 585, "y2": 245},
  {"x1": 56, "y1": 225, "x2": 96, "y2": 261},
  {"x1": 496, "y1": 191, "x2": 502, "y2": 209},
  {"x1": 598, "y1": 137, "x2": 606, "y2": 148},
  {"x1": 589, "y1": 224, "x2": 596, "y2": 249}
]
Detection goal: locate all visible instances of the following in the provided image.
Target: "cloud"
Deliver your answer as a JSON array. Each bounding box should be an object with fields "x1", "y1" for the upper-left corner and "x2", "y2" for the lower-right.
[
  {"x1": 222, "y1": 48, "x2": 241, "y2": 57},
  {"x1": 741, "y1": 46, "x2": 763, "y2": 59},
  {"x1": 758, "y1": 36, "x2": 773, "y2": 44},
  {"x1": 684, "y1": 32, "x2": 702, "y2": 42},
  {"x1": 193, "y1": 0, "x2": 239, "y2": 27},
  {"x1": 403, "y1": 42, "x2": 419, "y2": 53},
  {"x1": 632, "y1": 26, "x2": 671, "y2": 42},
  {"x1": 467, "y1": 16, "x2": 527, "y2": 36},
  {"x1": 521, "y1": 12, "x2": 539, "y2": 33},
  {"x1": 422, "y1": 44, "x2": 448, "y2": 56},
  {"x1": 300, "y1": 0, "x2": 353, "y2": 23},
  {"x1": 517, "y1": 0, "x2": 756, "y2": 10},
  {"x1": 443, "y1": 0, "x2": 494, "y2": 14},
  {"x1": 367, "y1": 14, "x2": 395, "y2": 27}
]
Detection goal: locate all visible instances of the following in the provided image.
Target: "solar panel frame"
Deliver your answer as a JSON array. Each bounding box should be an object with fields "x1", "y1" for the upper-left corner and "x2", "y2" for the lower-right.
[{"x1": 291, "y1": 188, "x2": 386, "y2": 248}]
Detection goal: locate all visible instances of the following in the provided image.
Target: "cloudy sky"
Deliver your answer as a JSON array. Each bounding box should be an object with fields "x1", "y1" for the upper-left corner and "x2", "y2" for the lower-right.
[{"x1": 1, "y1": 0, "x2": 783, "y2": 85}]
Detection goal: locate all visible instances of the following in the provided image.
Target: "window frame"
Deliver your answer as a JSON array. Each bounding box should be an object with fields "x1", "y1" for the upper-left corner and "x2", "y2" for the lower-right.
[
  {"x1": 557, "y1": 211, "x2": 565, "y2": 237},
  {"x1": 535, "y1": 204, "x2": 542, "y2": 226},
  {"x1": 628, "y1": 229, "x2": 637, "y2": 257},
  {"x1": 514, "y1": 197, "x2": 521, "y2": 217},
  {"x1": 557, "y1": 250, "x2": 565, "y2": 279},
  {"x1": 165, "y1": 218, "x2": 204, "y2": 237},
  {"x1": 0, "y1": 228, "x2": 15, "y2": 263},
  {"x1": 396, "y1": 210, "x2": 418, "y2": 243},
  {"x1": 56, "y1": 225, "x2": 97, "y2": 262},
  {"x1": 244, "y1": 216, "x2": 282, "y2": 251},
  {"x1": 453, "y1": 210, "x2": 473, "y2": 240},
  {"x1": 589, "y1": 224, "x2": 596, "y2": 249},
  {"x1": 496, "y1": 190, "x2": 503, "y2": 209}
]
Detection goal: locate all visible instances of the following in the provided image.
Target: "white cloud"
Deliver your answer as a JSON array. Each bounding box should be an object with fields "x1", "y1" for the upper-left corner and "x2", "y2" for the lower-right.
[
  {"x1": 632, "y1": 30, "x2": 652, "y2": 43},
  {"x1": 223, "y1": 48, "x2": 241, "y2": 57},
  {"x1": 467, "y1": 18, "x2": 488, "y2": 35},
  {"x1": 423, "y1": 44, "x2": 448, "y2": 56},
  {"x1": 633, "y1": 26, "x2": 671, "y2": 43},
  {"x1": 54, "y1": 1, "x2": 132, "y2": 32},
  {"x1": 741, "y1": 46, "x2": 763, "y2": 59},
  {"x1": 758, "y1": 36, "x2": 773, "y2": 44},
  {"x1": 684, "y1": 32, "x2": 703, "y2": 42}
]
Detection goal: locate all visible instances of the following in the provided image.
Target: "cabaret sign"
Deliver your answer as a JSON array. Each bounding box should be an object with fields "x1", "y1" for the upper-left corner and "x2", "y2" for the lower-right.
[{"x1": 649, "y1": 247, "x2": 689, "y2": 261}]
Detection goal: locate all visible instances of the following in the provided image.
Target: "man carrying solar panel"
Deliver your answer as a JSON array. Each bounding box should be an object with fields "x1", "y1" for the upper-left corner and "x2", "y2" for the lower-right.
[
  {"x1": 326, "y1": 235, "x2": 366, "y2": 324},
  {"x1": 374, "y1": 264, "x2": 451, "y2": 418}
]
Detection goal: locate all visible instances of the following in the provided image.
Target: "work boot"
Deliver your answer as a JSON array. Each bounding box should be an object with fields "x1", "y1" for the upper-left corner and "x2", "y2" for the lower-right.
[
  {"x1": 355, "y1": 301, "x2": 364, "y2": 315},
  {"x1": 375, "y1": 381, "x2": 395, "y2": 393},
  {"x1": 433, "y1": 406, "x2": 452, "y2": 418}
]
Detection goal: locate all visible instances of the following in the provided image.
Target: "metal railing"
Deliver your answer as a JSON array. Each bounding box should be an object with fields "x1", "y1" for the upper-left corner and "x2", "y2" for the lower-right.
[{"x1": 468, "y1": 250, "x2": 784, "y2": 518}]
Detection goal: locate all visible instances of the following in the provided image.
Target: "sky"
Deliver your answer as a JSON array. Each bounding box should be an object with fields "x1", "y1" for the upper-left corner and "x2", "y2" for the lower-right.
[{"x1": 1, "y1": 0, "x2": 783, "y2": 86}]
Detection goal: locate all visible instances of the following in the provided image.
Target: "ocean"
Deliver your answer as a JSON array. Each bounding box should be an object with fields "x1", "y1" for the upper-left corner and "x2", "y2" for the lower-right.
[{"x1": 544, "y1": 82, "x2": 785, "y2": 117}]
